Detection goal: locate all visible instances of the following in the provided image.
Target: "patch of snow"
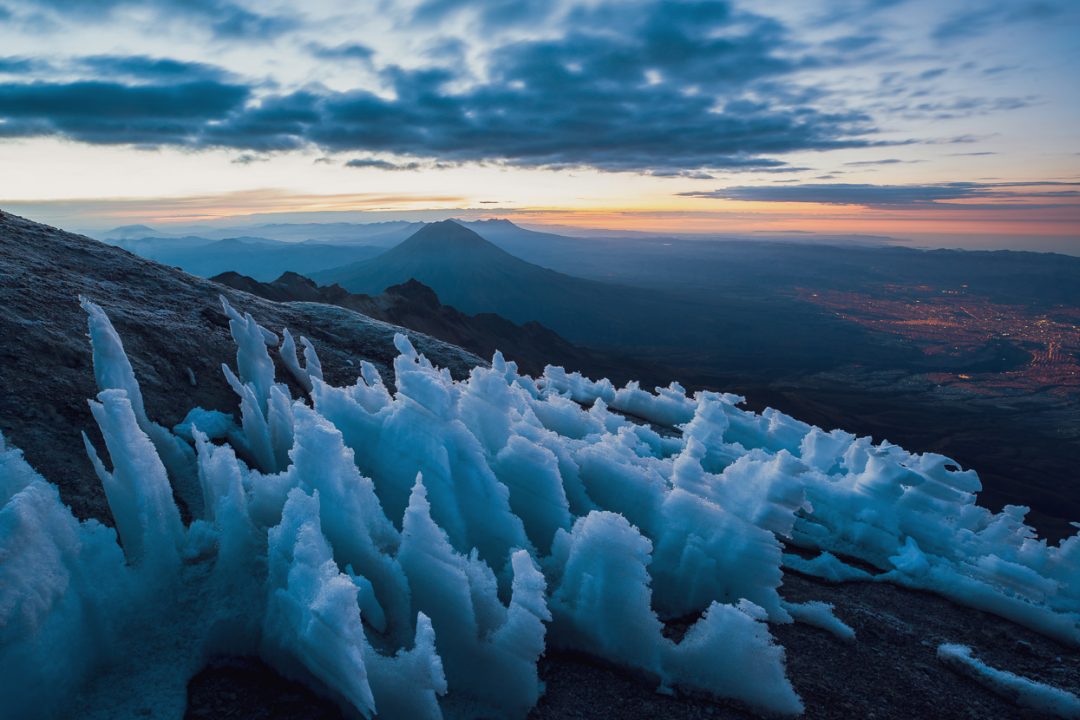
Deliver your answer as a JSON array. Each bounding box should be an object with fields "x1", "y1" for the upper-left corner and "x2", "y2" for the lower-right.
[
  {"x1": 782, "y1": 600, "x2": 856, "y2": 642},
  {"x1": 937, "y1": 643, "x2": 1080, "y2": 718},
  {"x1": 782, "y1": 551, "x2": 875, "y2": 583}
]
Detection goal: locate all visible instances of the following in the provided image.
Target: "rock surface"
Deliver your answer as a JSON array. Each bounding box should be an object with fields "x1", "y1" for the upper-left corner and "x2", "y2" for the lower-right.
[{"x1": 532, "y1": 567, "x2": 1080, "y2": 719}]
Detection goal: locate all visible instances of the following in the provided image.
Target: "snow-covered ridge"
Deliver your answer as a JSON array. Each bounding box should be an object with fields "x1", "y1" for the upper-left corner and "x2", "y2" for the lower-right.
[{"x1": 1, "y1": 298, "x2": 1077, "y2": 719}]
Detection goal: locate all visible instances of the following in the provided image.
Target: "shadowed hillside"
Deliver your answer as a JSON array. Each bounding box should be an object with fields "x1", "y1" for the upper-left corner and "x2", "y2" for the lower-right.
[{"x1": 212, "y1": 271, "x2": 650, "y2": 381}]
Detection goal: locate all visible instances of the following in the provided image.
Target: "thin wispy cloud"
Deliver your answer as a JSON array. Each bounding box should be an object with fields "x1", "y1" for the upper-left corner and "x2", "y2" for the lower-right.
[
  {"x1": 681, "y1": 181, "x2": 1080, "y2": 209},
  {"x1": 345, "y1": 158, "x2": 425, "y2": 172},
  {"x1": 932, "y1": 1, "x2": 1067, "y2": 42},
  {"x1": 306, "y1": 43, "x2": 375, "y2": 64},
  {"x1": 842, "y1": 159, "x2": 923, "y2": 167},
  {"x1": 0, "y1": 189, "x2": 473, "y2": 224}
]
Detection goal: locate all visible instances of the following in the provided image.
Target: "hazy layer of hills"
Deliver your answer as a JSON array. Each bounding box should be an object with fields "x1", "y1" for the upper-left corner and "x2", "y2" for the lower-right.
[
  {"x1": 109, "y1": 235, "x2": 384, "y2": 282},
  {"x1": 103, "y1": 217, "x2": 1080, "y2": 308},
  {"x1": 102, "y1": 220, "x2": 423, "y2": 247}
]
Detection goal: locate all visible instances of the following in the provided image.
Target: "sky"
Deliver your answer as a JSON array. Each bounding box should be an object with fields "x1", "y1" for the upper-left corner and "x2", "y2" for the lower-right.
[{"x1": 0, "y1": 0, "x2": 1078, "y2": 251}]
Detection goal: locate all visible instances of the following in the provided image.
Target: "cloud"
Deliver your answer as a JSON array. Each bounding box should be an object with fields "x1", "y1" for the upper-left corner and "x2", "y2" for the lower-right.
[
  {"x1": 307, "y1": 43, "x2": 375, "y2": 63},
  {"x1": 79, "y1": 55, "x2": 232, "y2": 82},
  {"x1": 411, "y1": 0, "x2": 556, "y2": 29},
  {"x1": 680, "y1": 182, "x2": 1080, "y2": 208},
  {"x1": 231, "y1": 153, "x2": 268, "y2": 165},
  {"x1": 924, "y1": 134, "x2": 994, "y2": 145},
  {"x1": 0, "y1": 56, "x2": 50, "y2": 74},
  {"x1": 811, "y1": 0, "x2": 911, "y2": 27},
  {"x1": 345, "y1": 158, "x2": 424, "y2": 171},
  {"x1": 1, "y1": 54, "x2": 231, "y2": 83},
  {"x1": 4, "y1": 0, "x2": 290, "y2": 39},
  {"x1": 649, "y1": 169, "x2": 716, "y2": 179},
  {"x1": 0, "y1": 80, "x2": 250, "y2": 145},
  {"x1": 896, "y1": 96, "x2": 1034, "y2": 120},
  {"x1": 821, "y1": 34, "x2": 885, "y2": 55},
  {"x1": 842, "y1": 158, "x2": 922, "y2": 167},
  {"x1": 932, "y1": 2, "x2": 1066, "y2": 41},
  {"x1": 0, "y1": 3, "x2": 882, "y2": 173},
  {"x1": 207, "y1": 4, "x2": 289, "y2": 39}
]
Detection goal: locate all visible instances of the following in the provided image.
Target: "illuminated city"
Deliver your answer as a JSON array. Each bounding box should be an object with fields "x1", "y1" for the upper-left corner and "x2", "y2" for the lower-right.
[{"x1": 799, "y1": 285, "x2": 1080, "y2": 396}]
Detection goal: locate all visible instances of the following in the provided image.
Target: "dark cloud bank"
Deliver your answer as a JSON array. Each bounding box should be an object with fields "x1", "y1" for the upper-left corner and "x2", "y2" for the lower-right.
[
  {"x1": 0, "y1": 0, "x2": 1058, "y2": 175},
  {"x1": 0, "y1": 0, "x2": 884, "y2": 174}
]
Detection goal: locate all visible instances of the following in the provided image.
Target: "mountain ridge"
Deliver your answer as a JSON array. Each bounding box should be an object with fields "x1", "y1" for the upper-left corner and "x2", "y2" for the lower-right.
[{"x1": 311, "y1": 220, "x2": 697, "y2": 348}]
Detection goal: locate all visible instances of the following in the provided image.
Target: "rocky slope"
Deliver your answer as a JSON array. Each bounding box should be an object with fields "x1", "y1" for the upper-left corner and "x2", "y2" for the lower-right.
[
  {"x1": 0, "y1": 209, "x2": 480, "y2": 524},
  {"x1": 1, "y1": 209, "x2": 1076, "y2": 720}
]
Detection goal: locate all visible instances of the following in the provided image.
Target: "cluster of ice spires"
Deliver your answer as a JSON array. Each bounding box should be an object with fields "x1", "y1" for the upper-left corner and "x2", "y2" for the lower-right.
[{"x1": 1, "y1": 298, "x2": 1077, "y2": 719}]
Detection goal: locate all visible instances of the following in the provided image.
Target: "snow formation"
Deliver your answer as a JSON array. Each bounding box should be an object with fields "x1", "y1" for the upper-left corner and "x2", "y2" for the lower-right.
[
  {"x1": 1, "y1": 298, "x2": 1078, "y2": 719},
  {"x1": 937, "y1": 644, "x2": 1080, "y2": 718}
]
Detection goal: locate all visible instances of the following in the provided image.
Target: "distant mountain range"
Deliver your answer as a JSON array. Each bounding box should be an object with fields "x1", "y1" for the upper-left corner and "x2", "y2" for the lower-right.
[
  {"x1": 109, "y1": 236, "x2": 384, "y2": 281},
  {"x1": 107, "y1": 218, "x2": 1080, "y2": 309},
  {"x1": 102, "y1": 220, "x2": 424, "y2": 247},
  {"x1": 104, "y1": 218, "x2": 915, "y2": 367},
  {"x1": 97, "y1": 218, "x2": 582, "y2": 281}
]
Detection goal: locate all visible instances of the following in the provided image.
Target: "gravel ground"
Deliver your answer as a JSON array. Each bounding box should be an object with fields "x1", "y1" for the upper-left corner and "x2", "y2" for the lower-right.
[
  {"x1": 186, "y1": 570, "x2": 1079, "y2": 720},
  {"x1": 532, "y1": 570, "x2": 1079, "y2": 719}
]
